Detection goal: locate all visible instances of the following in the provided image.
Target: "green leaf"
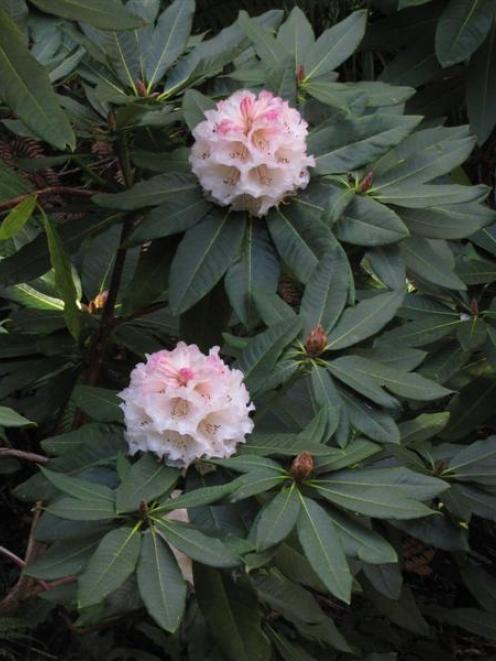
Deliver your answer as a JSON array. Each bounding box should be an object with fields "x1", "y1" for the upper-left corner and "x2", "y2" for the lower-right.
[
  {"x1": 93, "y1": 173, "x2": 199, "y2": 210},
  {"x1": 313, "y1": 467, "x2": 447, "y2": 519},
  {"x1": 331, "y1": 355, "x2": 452, "y2": 401},
  {"x1": 315, "y1": 438, "x2": 381, "y2": 473},
  {"x1": 29, "y1": 0, "x2": 145, "y2": 30},
  {"x1": 195, "y1": 566, "x2": 270, "y2": 661},
  {"x1": 41, "y1": 213, "x2": 80, "y2": 341},
  {"x1": 169, "y1": 209, "x2": 245, "y2": 315},
  {"x1": 152, "y1": 518, "x2": 239, "y2": 568},
  {"x1": 0, "y1": 405, "x2": 34, "y2": 427},
  {"x1": 467, "y1": 18, "x2": 496, "y2": 144},
  {"x1": 300, "y1": 247, "x2": 349, "y2": 336},
  {"x1": 41, "y1": 423, "x2": 121, "y2": 456},
  {"x1": 373, "y1": 183, "x2": 488, "y2": 208},
  {"x1": 428, "y1": 607, "x2": 496, "y2": 641},
  {"x1": 336, "y1": 195, "x2": 409, "y2": 246},
  {"x1": 400, "y1": 202, "x2": 495, "y2": 239},
  {"x1": 156, "y1": 482, "x2": 236, "y2": 512},
  {"x1": 137, "y1": 528, "x2": 186, "y2": 633},
  {"x1": 327, "y1": 290, "x2": 404, "y2": 350},
  {"x1": 40, "y1": 467, "x2": 114, "y2": 502},
  {"x1": 181, "y1": 88, "x2": 215, "y2": 130},
  {"x1": 435, "y1": 0, "x2": 495, "y2": 67},
  {"x1": 240, "y1": 433, "x2": 335, "y2": 457},
  {"x1": 366, "y1": 244, "x2": 406, "y2": 290},
  {"x1": 0, "y1": 195, "x2": 36, "y2": 240},
  {"x1": 327, "y1": 507, "x2": 397, "y2": 564},
  {"x1": 144, "y1": 0, "x2": 194, "y2": 89},
  {"x1": 446, "y1": 435, "x2": 496, "y2": 485},
  {"x1": 229, "y1": 470, "x2": 290, "y2": 502},
  {"x1": 253, "y1": 484, "x2": 301, "y2": 550},
  {"x1": 378, "y1": 314, "x2": 462, "y2": 347},
  {"x1": 239, "y1": 10, "x2": 287, "y2": 67},
  {"x1": 237, "y1": 317, "x2": 301, "y2": 394},
  {"x1": 297, "y1": 495, "x2": 352, "y2": 603},
  {"x1": 309, "y1": 114, "x2": 421, "y2": 175},
  {"x1": 0, "y1": 8, "x2": 74, "y2": 150},
  {"x1": 25, "y1": 535, "x2": 101, "y2": 580},
  {"x1": 72, "y1": 385, "x2": 123, "y2": 423},
  {"x1": 116, "y1": 454, "x2": 178, "y2": 513},
  {"x1": 277, "y1": 6, "x2": 314, "y2": 65},
  {"x1": 47, "y1": 496, "x2": 116, "y2": 521},
  {"x1": 457, "y1": 316, "x2": 488, "y2": 350},
  {"x1": 267, "y1": 203, "x2": 329, "y2": 284},
  {"x1": 327, "y1": 359, "x2": 399, "y2": 408},
  {"x1": 303, "y1": 10, "x2": 367, "y2": 80},
  {"x1": 78, "y1": 526, "x2": 141, "y2": 607},
  {"x1": 339, "y1": 388, "x2": 400, "y2": 444},
  {"x1": 399, "y1": 412, "x2": 450, "y2": 445},
  {"x1": 128, "y1": 188, "x2": 210, "y2": 245},
  {"x1": 403, "y1": 237, "x2": 466, "y2": 290},
  {"x1": 225, "y1": 220, "x2": 280, "y2": 329}
]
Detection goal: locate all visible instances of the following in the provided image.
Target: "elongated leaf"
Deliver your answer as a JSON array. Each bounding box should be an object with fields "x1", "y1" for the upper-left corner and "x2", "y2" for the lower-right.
[
  {"x1": 303, "y1": 10, "x2": 367, "y2": 80},
  {"x1": 315, "y1": 438, "x2": 381, "y2": 473},
  {"x1": 182, "y1": 88, "x2": 215, "y2": 130},
  {"x1": 339, "y1": 388, "x2": 400, "y2": 444},
  {"x1": 366, "y1": 244, "x2": 406, "y2": 290},
  {"x1": 230, "y1": 469, "x2": 290, "y2": 502},
  {"x1": 26, "y1": 535, "x2": 101, "y2": 580},
  {"x1": 169, "y1": 209, "x2": 245, "y2": 315},
  {"x1": 195, "y1": 566, "x2": 270, "y2": 661},
  {"x1": 300, "y1": 247, "x2": 349, "y2": 336},
  {"x1": 435, "y1": 0, "x2": 495, "y2": 67},
  {"x1": 40, "y1": 467, "x2": 114, "y2": 502},
  {"x1": 336, "y1": 195, "x2": 409, "y2": 246},
  {"x1": 145, "y1": 0, "x2": 194, "y2": 89},
  {"x1": 47, "y1": 496, "x2": 116, "y2": 521},
  {"x1": 467, "y1": 19, "x2": 496, "y2": 144},
  {"x1": 442, "y1": 377, "x2": 496, "y2": 439},
  {"x1": 328, "y1": 290, "x2": 404, "y2": 350},
  {"x1": 237, "y1": 316, "x2": 301, "y2": 393},
  {"x1": 374, "y1": 183, "x2": 488, "y2": 208},
  {"x1": 72, "y1": 385, "x2": 123, "y2": 423},
  {"x1": 0, "y1": 195, "x2": 36, "y2": 240},
  {"x1": 225, "y1": 220, "x2": 280, "y2": 329},
  {"x1": 446, "y1": 435, "x2": 496, "y2": 485},
  {"x1": 0, "y1": 406, "x2": 34, "y2": 427},
  {"x1": 156, "y1": 482, "x2": 236, "y2": 512},
  {"x1": 328, "y1": 507, "x2": 397, "y2": 564},
  {"x1": 328, "y1": 360, "x2": 399, "y2": 408},
  {"x1": 41, "y1": 214, "x2": 80, "y2": 341},
  {"x1": 277, "y1": 6, "x2": 314, "y2": 64},
  {"x1": 267, "y1": 203, "x2": 330, "y2": 284},
  {"x1": 239, "y1": 10, "x2": 287, "y2": 67},
  {"x1": 137, "y1": 528, "x2": 186, "y2": 633},
  {"x1": 78, "y1": 526, "x2": 141, "y2": 607},
  {"x1": 403, "y1": 237, "x2": 466, "y2": 290},
  {"x1": 153, "y1": 518, "x2": 239, "y2": 567},
  {"x1": 0, "y1": 8, "x2": 74, "y2": 149},
  {"x1": 297, "y1": 495, "x2": 352, "y2": 603},
  {"x1": 309, "y1": 114, "x2": 421, "y2": 174},
  {"x1": 379, "y1": 314, "x2": 462, "y2": 347},
  {"x1": 94, "y1": 173, "x2": 198, "y2": 210},
  {"x1": 331, "y1": 356, "x2": 452, "y2": 401},
  {"x1": 253, "y1": 484, "x2": 301, "y2": 550},
  {"x1": 30, "y1": 0, "x2": 144, "y2": 30},
  {"x1": 399, "y1": 412, "x2": 450, "y2": 445},
  {"x1": 400, "y1": 202, "x2": 495, "y2": 239},
  {"x1": 116, "y1": 454, "x2": 178, "y2": 513}
]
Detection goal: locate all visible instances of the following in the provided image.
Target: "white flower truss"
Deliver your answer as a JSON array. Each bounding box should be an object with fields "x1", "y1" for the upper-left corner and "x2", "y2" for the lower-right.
[
  {"x1": 190, "y1": 89, "x2": 315, "y2": 217},
  {"x1": 118, "y1": 342, "x2": 254, "y2": 467}
]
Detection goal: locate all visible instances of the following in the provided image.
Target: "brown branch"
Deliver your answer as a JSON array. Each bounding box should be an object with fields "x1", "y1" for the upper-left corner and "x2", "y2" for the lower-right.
[
  {"x1": 0, "y1": 448, "x2": 48, "y2": 464},
  {"x1": 0, "y1": 545, "x2": 25, "y2": 569},
  {"x1": 0, "y1": 501, "x2": 45, "y2": 615},
  {"x1": 0, "y1": 186, "x2": 100, "y2": 212}
]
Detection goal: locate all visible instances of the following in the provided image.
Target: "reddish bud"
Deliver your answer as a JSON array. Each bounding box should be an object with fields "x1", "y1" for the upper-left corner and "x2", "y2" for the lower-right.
[
  {"x1": 470, "y1": 298, "x2": 479, "y2": 316},
  {"x1": 296, "y1": 64, "x2": 305, "y2": 84},
  {"x1": 358, "y1": 171, "x2": 374, "y2": 193},
  {"x1": 305, "y1": 324, "x2": 328, "y2": 357},
  {"x1": 135, "y1": 80, "x2": 148, "y2": 97},
  {"x1": 87, "y1": 290, "x2": 109, "y2": 314},
  {"x1": 291, "y1": 451, "x2": 314, "y2": 481}
]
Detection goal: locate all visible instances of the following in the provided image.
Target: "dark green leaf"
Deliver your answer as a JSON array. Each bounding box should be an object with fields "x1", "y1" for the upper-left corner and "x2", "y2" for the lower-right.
[
  {"x1": 78, "y1": 525, "x2": 141, "y2": 607},
  {"x1": 116, "y1": 454, "x2": 178, "y2": 513},
  {"x1": 253, "y1": 484, "x2": 301, "y2": 550},
  {"x1": 137, "y1": 528, "x2": 186, "y2": 633},
  {"x1": 0, "y1": 195, "x2": 36, "y2": 240},
  {"x1": 72, "y1": 385, "x2": 123, "y2": 423},
  {"x1": 30, "y1": 0, "x2": 145, "y2": 30},
  {"x1": 435, "y1": 0, "x2": 495, "y2": 67}
]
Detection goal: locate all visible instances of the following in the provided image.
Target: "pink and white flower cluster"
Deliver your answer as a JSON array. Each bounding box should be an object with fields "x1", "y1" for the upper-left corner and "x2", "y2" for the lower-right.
[
  {"x1": 118, "y1": 342, "x2": 254, "y2": 467},
  {"x1": 190, "y1": 89, "x2": 315, "y2": 217}
]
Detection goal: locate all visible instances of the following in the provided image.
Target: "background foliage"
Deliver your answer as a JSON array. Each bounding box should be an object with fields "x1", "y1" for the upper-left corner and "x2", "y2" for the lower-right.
[{"x1": 1, "y1": 0, "x2": 496, "y2": 660}]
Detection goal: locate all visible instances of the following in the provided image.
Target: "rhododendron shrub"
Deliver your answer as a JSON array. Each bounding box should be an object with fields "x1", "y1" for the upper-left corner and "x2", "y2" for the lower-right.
[{"x1": 1, "y1": 2, "x2": 496, "y2": 660}]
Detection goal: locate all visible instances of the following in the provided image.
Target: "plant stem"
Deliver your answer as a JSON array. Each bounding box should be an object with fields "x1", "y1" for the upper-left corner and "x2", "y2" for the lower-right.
[
  {"x1": 0, "y1": 187, "x2": 99, "y2": 211},
  {"x1": 0, "y1": 448, "x2": 48, "y2": 464}
]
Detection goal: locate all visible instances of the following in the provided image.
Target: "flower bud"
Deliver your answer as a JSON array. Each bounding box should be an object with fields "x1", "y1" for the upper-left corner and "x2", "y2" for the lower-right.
[
  {"x1": 86, "y1": 290, "x2": 109, "y2": 314},
  {"x1": 290, "y1": 451, "x2": 314, "y2": 481},
  {"x1": 358, "y1": 171, "x2": 374, "y2": 193},
  {"x1": 305, "y1": 324, "x2": 328, "y2": 357}
]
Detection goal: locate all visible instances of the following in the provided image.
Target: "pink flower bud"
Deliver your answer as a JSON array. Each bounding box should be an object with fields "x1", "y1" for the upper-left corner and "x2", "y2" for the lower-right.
[{"x1": 305, "y1": 324, "x2": 328, "y2": 357}]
